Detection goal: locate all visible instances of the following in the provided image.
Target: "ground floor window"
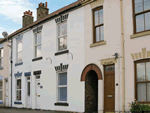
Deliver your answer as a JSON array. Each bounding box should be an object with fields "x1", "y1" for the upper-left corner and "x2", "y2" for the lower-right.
[
  {"x1": 0, "y1": 80, "x2": 2, "y2": 100},
  {"x1": 57, "y1": 72, "x2": 67, "y2": 102},
  {"x1": 16, "y1": 79, "x2": 21, "y2": 101},
  {"x1": 135, "y1": 59, "x2": 150, "y2": 103}
]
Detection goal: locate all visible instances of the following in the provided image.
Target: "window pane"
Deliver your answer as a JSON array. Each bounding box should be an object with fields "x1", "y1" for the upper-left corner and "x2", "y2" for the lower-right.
[
  {"x1": 35, "y1": 45, "x2": 41, "y2": 57},
  {"x1": 0, "y1": 58, "x2": 3, "y2": 67},
  {"x1": 99, "y1": 9, "x2": 103, "y2": 24},
  {"x1": 35, "y1": 34, "x2": 37, "y2": 45},
  {"x1": 37, "y1": 33, "x2": 41, "y2": 44},
  {"x1": 27, "y1": 82, "x2": 30, "y2": 96},
  {"x1": 18, "y1": 42, "x2": 22, "y2": 52},
  {"x1": 136, "y1": 14, "x2": 144, "y2": 32},
  {"x1": 0, "y1": 49, "x2": 3, "y2": 58},
  {"x1": 144, "y1": 0, "x2": 150, "y2": 11},
  {"x1": 137, "y1": 63, "x2": 145, "y2": 82},
  {"x1": 96, "y1": 27, "x2": 100, "y2": 42},
  {"x1": 58, "y1": 87, "x2": 67, "y2": 101},
  {"x1": 0, "y1": 81, "x2": 2, "y2": 89},
  {"x1": 58, "y1": 73, "x2": 67, "y2": 85},
  {"x1": 17, "y1": 79, "x2": 21, "y2": 89},
  {"x1": 16, "y1": 90, "x2": 21, "y2": 100},
  {"x1": 0, "y1": 91, "x2": 2, "y2": 100},
  {"x1": 145, "y1": 12, "x2": 150, "y2": 30},
  {"x1": 147, "y1": 83, "x2": 150, "y2": 101},
  {"x1": 105, "y1": 65, "x2": 115, "y2": 72},
  {"x1": 95, "y1": 10, "x2": 99, "y2": 26},
  {"x1": 100, "y1": 26, "x2": 104, "y2": 41},
  {"x1": 146, "y1": 62, "x2": 150, "y2": 81},
  {"x1": 137, "y1": 83, "x2": 146, "y2": 101},
  {"x1": 58, "y1": 36, "x2": 67, "y2": 51},
  {"x1": 58, "y1": 23, "x2": 67, "y2": 36},
  {"x1": 135, "y1": 0, "x2": 143, "y2": 13},
  {"x1": 17, "y1": 52, "x2": 22, "y2": 63}
]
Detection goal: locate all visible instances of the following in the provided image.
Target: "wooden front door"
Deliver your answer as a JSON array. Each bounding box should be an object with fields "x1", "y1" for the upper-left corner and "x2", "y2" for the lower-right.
[{"x1": 104, "y1": 65, "x2": 115, "y2": 112}]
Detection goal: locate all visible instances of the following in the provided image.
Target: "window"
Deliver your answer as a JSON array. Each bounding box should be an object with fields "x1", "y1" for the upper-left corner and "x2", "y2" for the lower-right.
[
  {"x1": 57, "y1": 22, "x2": 67, "y2": 51},
  {"x1": 16, "y1": 39, "x2": 22, "y2": 63},
  {"x1": 57, "y1": 72, "x2": 67, "y2": 102},
  {"x1": 0, "y1": 49, "x2": 3, "y2": 68},
  {"x1": 93, "y1": 6, "x2": 104, "y2": 43},
  {"x1": 0, "y1": 80, "x2": 2, "y2": 100},
  {"x1": 135, "y1": 59, "x2": 150, "y2": 102},
  {"x1": 133, "y1": 0, "x2": 150, "y2": 33},
  {"x1": 16, "y1": 79, "x2": 21, "y2": 101},
  {"x1": 35, "y1": 32, "x2": 42, "y2": 58}
]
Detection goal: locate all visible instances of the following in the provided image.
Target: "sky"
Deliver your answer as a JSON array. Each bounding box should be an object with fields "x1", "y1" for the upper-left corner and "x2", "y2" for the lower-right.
[{"x1": 0, "y1": 0, "x2": 77, "y2": 38}]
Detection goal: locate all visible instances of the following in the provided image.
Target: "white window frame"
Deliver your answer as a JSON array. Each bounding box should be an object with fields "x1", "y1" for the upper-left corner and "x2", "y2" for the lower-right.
[
  {"x1": 34, "y1": 32, "x2": 42, "y2": 58},
  {"x1": 0, "y1": 48, "x2": 3, "y2": 68},
  {"x1": 0, "y1": 80, "x2": 3, "y2": 101},
  {"x1": 16, "y1": 39, "x2": 22, "y2": 63},
  {"x1": 16, "y1": 78, "x2": 22, "y2": 101},
  {"x1": 57, "y1": 21, "x2": 67, "y2": 52},
  {"x1": 57, "y1": 71, "x2": 67, "y2": 103}
]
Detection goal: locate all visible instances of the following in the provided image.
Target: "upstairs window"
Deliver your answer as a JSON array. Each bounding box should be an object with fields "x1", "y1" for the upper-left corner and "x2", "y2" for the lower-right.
[
  {"x1": 0, "y1": 49, "x2": 3, "y2": 68},
  {"x1": 16, "y1": 36, "x2": 22, "y2": 63},
  {"x1": 133, "y1": 0, "x2": 150, "y2": 33},
  {"x1": 93, "y1": 6, "x2": 104, "y2": 43},
  {"x1": 57, "y1": 22, "x2": 67, "y2": 51}
]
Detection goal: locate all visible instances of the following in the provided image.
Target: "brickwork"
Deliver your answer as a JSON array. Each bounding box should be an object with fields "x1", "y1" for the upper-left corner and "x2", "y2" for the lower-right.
[{"x1": 22, "y1": 10, "x2": 33, "y2": 28}]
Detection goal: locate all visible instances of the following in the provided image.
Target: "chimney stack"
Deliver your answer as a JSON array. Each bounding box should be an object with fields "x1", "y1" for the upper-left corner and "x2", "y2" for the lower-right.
[
  {"x1": 37, "y1": 2, "x2": 49, "y2": 21},
  {"x1": 22, "y1": 10, "x2": 33, "y2": 28}
]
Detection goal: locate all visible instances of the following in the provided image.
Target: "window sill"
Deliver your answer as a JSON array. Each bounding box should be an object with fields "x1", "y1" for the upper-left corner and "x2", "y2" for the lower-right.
[
  {"x1": 0, "y1": 67, "x2": 3, "y2": 70},
  {"x1": 15, "y1": 62, "x2": 23, "y2": 66},
  {"x1": 14, "y1": 102, "x2": 22, "y2": 104},
  {"x1": 32, "y1": 57, "x2": 43, "y2": 62},
  {"x1": 90, "y1": 41, "x2": 106, "y2": 48},
  {"x1": 130, "y1": 31, "x2": 150, "y2": 39},
  {"x1": 54, "y1": 102, "x2": 69, "y2": 106},
  {"x1": 55, "y1": 50, "x2": 69, "y2": 56}
]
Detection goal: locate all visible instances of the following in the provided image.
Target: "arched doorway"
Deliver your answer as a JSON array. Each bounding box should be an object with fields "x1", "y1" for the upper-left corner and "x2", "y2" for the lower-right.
[{"x1": 81, "y1": 64, "x2": 102, "y2": 113}]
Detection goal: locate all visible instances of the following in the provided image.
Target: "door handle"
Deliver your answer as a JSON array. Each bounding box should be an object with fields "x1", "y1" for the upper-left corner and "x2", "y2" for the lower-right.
[{"x1": 112, "y1": 92, "x2": 115, "y2": 94}]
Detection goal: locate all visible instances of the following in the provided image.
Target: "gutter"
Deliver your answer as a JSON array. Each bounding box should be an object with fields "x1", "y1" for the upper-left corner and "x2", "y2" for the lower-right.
[{"x1": 120, "y1": 0, "x2": 125, "y2": 112}]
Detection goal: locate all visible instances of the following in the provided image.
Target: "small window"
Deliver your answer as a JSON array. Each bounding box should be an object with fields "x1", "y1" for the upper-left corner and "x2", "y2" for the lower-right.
[
  {"x1": 16, "y1": 39, "x2": 22, "y2": 63},
  {"x1": 0, "y1": 49, "x2": 3, "y2": 68},
  {"x1": 27, "y1": 82, "x2": 30, "y2": 96},
  {"x1": 0, "y1": 80, "x2": 3, "y2": 100},
  {"x1": 16, "y1": 79, "x2": 21, "y2": 101},
  {"x1": 57, "y1": 72, "x2": 67, "y2": 102},
  {"x1": 93, "y1": 6, "x2": 104, "y2": 43},
  {"x1": 133, "y1": 0, "x2": 150, "y2": 33},
  {"x1": 36, "y1": 76, "x2": 40, "y2": 79}
]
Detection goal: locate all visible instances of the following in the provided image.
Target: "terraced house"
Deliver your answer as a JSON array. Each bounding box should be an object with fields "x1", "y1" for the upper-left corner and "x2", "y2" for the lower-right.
[{"x1": 0, "y1": 0, "x2": 150, "y2": 113}]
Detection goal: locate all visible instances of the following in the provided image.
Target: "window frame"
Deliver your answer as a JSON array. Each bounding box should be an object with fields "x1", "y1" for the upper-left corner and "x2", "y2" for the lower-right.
[
  {"x1": 134, "y1": 58, "x2": 150, "y2": 103},
  {"x1": 0, "y1": 80, "x2": 3, "y2": 101},
  {"x1": 93, "y1": 6, "x2": 104, "y2": 43},
  {"x1": 57, "y1": 21, "x2": 67, "y2": 52},
  {"x1": 0, "y1": 48, "x2": 3, "y2": 68},
  {"x1": 16, "y1": 78, "x2": 22, "y2": 101},
  {"x1": 132, "y1": 0, "x2": 150, "y2": 34},
  {"x1": 16, "y1": 39, "x2": 22, "y2": 63},
  {"x1": 34, "y1": 32, "x2": 42, "y2": 58},
  {"x1": 56, "y1": 71, "x2": 67, "y2": 103}
]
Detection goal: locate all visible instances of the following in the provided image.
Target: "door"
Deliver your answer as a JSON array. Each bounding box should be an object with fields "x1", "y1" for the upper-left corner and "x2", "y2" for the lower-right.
[
  {"x1": 26, "y1": 77, "x2": 31, "y2": 108},
  {"x1": 104, "y1": 65, "x2": 115, "y2": 112},
  {"x1": 35, "y1": 76, "x2": 40, "y2": 109},
  {"x1": 5, "y1": 81, "x2": 8, "y2": 106}
]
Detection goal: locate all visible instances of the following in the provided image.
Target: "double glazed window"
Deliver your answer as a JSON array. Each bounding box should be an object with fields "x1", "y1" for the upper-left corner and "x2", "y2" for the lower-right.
[
  {"x1": 35, "y1": 32, "x2": 42, "y2": 58},
  {"x1": 57, "y1": 72, "x2": 67, "y2": 102},
  {"x1": 93, "y1": 7, "x2": 104, "y2": 43},
  {"x1": 58, "y1": 22, "x2": 67, "y2": 51},
  {"x1": 17, "y1": 39, "x2": 22, "y2": 63},
  {"x1": 133, "y1": 0, "x2": 150, "y2": 33},
  {"x1": 135, "y1": 59, "x2": 150, "y2": 102},
  {"x1": 16, "y1": 79, "x2": 21, "y2": 101},
  {"x1": 0, "y1": 80, "x2": 2, "y2": 100},
  {"x1": 0, "y1": 49, "x2": 3, "y2": 68}
]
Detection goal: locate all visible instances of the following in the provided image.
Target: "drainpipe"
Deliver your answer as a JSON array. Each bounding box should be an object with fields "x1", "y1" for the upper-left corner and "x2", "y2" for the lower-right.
[
  {"x1": 10, "y1": 38, "x2": 13, "y2": 107},
  {"x1": 120, "y1": 0, "x2": 125, "y2": 113}
]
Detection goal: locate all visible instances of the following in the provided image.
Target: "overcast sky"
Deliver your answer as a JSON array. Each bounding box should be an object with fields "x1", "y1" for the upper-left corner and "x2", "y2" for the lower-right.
[{"x1": 0, "y1": 0, "x2": 77, "y2": 38}]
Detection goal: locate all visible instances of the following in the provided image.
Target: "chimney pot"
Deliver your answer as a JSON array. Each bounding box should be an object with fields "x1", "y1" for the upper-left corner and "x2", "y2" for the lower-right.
[
  {"x1": 45, "y1": 2, "x2": 47, "y2": 8},
  {"x1": 31, "y1": 12, "x2": 32, "y2": 16}
]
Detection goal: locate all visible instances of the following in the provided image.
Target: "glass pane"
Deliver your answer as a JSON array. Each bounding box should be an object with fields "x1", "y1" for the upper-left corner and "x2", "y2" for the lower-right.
[
  {"x1": 0, "y1": 91, "x2": 2, "y2": 100},
  {"x1": 136, "y1": 14, "x2": 144, "y2": 32},
  {"x1": 96, "y1": 27, "x2": 100, "y2": 42},
  {"x1": 95, "y1": 10, "x2": 99, "y2": 26},
  {"x1": 36, "y1": 76, "x2": 40, "y2": 79},
  {"x1": 17, "y1": 79, "x2": 21, "y2": 89},
  {"x1": 27, "y1": 82, "x2": 30, "y2": 96},
  {"x1": 35, "y1": 34, "x2": 37, "y2": 45},
  {"x1": 58, "y1": 23, "x2": 67, "y2": 36},
  {"x1": 0, "y1": 58, "x2": 3, "y2": 67},
  {"x1": 100, "y1": 26, "x2": 104, "y2": 41},
  {"x1": 0, "y1": 49, "x2": 3, "y2": 57},
  {"x1": 137, "y1": 63, "x2": 145, "y2": 82},
  {"x1": 135, "y1": 0, "x2": 143, "y2": 13},
  {"x1": 105, "y1": 65, "x2": 115, "y2": 72},
  {"x1": 137, "y1": 83, "x2": 146, "y2": 101},
  {"x1": 0, "y1": 81, "x2": 2, "y2": 89},
  {"x1": 58, "y1": 36, "x2": 67, "y2": 51},
  {"x1": 147, "y1": 83, "x2": 150, "y2": 101},
  {"x1": 18, "y1": 42, "x2": 22, "y2": 52},
  {"x1": 146, "y1": 62, "x2": 150, "y2": 81},
  {"x1": 99, "y1": 9, "x2": 103, "y2": 24},
  {"x1": 58, "y1": 87, "x2": 67, "y2": 101},
  {"x1": 27, "y1": 77, "x2": 30, "y2": 80},
  {"x1": 144, "y1": 0, "x2": 150, "y2": 11},
  {"x1": 145, "y1": 12, "x2": 150, "y2": 30},
  {"x1": 16, "y1": 90, "x2": 21, "y2": 100},
  {"x1": 35, "y1": 45, "x2": 42, "y2": 57},
  {"x1": 17, "y1": 52, "x2": 22, "y2": 63},
  {"x1": 37, "y1": 33, "x2": 41, "y2": 44},
  {"x1": 58, "y1": 72, "x2": 67, "y2": 85}
]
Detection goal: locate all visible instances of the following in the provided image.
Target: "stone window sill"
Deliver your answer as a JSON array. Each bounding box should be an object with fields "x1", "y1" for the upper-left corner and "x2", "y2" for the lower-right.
[
  {"x1": 14, "y1": 102, "x2": 22, "y2": 104},
  {"x1": 32, "y1": 57, "x2": 43, "y2": 62},
  {"x1": 130, "y1": 31, "x2": 150, "y2": 39},
  {"x1": 55, "y1": 50, "x2": 69, "y2": 56},
  {"x1": 15, "y1": 62, "x2": 23, "y2": 66},
  {"x1": 0, "y1": 67, "x2": 3, "y2": 70},
  {"x1": 54, "y1": 102, "x2": 69, "y2": 106},
  {"x1": 90, "y1": 41, "x2": 106, "y2": 48}
]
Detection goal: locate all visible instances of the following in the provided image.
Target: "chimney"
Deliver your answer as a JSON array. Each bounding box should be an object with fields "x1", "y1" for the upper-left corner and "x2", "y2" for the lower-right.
[
  {"x1": 37, "y1": 2, "x2": 49, "y2": 21},
  {"x1": 22, "y1": 10, "x2": 33, "y2": 28}
]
